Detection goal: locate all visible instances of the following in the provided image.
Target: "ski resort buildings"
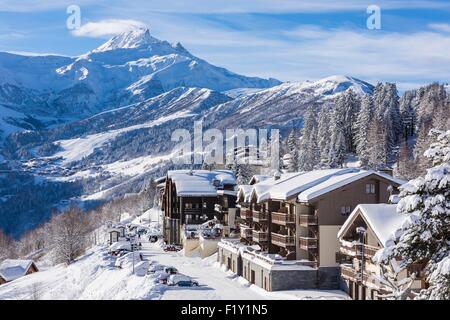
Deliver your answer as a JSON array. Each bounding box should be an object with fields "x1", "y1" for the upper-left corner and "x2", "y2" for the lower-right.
[
  {"x1": 218, "y1": 168, "x2": 404, "y2": 291},
  {"x1": 162, "y1": 170, "x2": 237, "y2": 246},
  {"x1": 337, "y1": 204, "x2": 426, "y2": 300}
]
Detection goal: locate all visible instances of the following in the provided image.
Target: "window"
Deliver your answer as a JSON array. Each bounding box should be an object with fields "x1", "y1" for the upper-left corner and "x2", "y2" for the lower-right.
[
  {"x1": 185, "y1": 203, "x2": 192, "y2": 209},
  {"x1": 341, "y1": 206, "x2": 351, "y2": 216},
  {"x1": 365, "y1": 184, "x2": 376, "y2": 194}
]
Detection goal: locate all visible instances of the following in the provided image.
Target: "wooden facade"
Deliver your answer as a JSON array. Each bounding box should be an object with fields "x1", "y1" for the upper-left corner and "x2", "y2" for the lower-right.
[
  {"x1": 238, "y1": 173, "x2": 401, "y2": 268},
  {"x1": 162, "y1": 172, "x2": 236, "y2": 245},
  {"x1": 338, "y1": 205, "x2": 426, "y2": 300}
]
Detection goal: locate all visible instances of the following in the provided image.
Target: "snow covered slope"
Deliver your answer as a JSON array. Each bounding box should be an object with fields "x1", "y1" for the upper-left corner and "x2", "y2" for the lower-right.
[{"x1": 204, "y1": 75, "x2": 373, "y2": 129}]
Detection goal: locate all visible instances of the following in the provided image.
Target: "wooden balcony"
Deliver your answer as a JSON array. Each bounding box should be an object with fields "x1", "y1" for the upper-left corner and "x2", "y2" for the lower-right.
[
  {"x1": 340, "y1": 264, "x2": 358, "y2": 281},
  {"x1": 339, "y1": 243, "x2": 380, "y2": 259},
  {"x1": 271, "y1": 232, "x2": 295, "y2": 247},
  {"x1": 299, "y1": 214, "x2": 318, "y2": 227},
  {"x1": 183, "y1": 208, "x2": 202, "y2": 215},
  {"x1": 341, "y1": 264, "x2": 375, "y2": 287},
  {"x1": 240, "y1": 209, "x2": 253, "y2": 220},
  {"x1": 240, "y1": 225, "x2": 253, "y2": 240},
  {"x1": 253, "y1": 211, "x2": 268, "y2": 223},
  {"x1": 271, "y1": 212, "x2": 295, "y2": 225},
  {"x1": 252, "y1": 230, "x2": 268, "y2": 243},
  {"x1": 299, "y1": 236, "x2": 318, "y2": 250}
]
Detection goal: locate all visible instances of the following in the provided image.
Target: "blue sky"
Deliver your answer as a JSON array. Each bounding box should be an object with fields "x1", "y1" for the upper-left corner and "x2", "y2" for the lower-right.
[{"x1": 0, "y1": 0, "x2": 449, "y2": 90}]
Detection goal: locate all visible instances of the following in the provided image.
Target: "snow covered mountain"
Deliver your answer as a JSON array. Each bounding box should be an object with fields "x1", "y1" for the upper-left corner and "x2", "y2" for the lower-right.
[
  {"x1": 0, "y1": 74, "x2": 373, "y2": 237},
  {"x1": 0, "y1": 28, "x2": 376, "y2": 237},
  {"x1": 0, "y1": 28, "x2": 280, "y2": 122},
  {"x1": 205, "y1": 75, "x2": 373, "y2": 129}
]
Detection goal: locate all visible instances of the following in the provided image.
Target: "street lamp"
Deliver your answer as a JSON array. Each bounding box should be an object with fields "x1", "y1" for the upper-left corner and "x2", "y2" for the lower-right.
[{"x1": 356, "y1": 226, "x2": 366, "y2": 285}]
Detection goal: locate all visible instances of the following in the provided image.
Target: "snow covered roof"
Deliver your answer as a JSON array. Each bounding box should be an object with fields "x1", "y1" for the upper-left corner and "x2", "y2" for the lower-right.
[
  {"x1": 250, "y1": 168, "x2": 405, "y2": 203},
  {"x1": 0, "y1": 259, "x2": 37, "y2": 282},
  {"x1": 248, "y1": 175, "x2": 271, "y2": 185},
  {"x1": 167, "y1": 169, "x2": 236, "y2": 197},
  {"x1": 337, "y1": 204, "x2": 408, "y2": 247},
  {"x1": 237, "y1": 185, "x2": 253, "y2": 202}
]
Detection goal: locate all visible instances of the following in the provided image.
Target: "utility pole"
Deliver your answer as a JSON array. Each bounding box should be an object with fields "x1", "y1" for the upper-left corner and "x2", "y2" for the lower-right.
[
  {"x1": 356, "y1": 226, "x2": 366, "y2": 294},
  {"x1": 130, "y1": 234, "x2": 135, "y2": 274}
]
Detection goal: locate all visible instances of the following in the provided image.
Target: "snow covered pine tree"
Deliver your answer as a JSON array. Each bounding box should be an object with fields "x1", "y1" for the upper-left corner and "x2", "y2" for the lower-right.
[{"x1": 379, "y1": 129, "x2": 450, "y2": 299}]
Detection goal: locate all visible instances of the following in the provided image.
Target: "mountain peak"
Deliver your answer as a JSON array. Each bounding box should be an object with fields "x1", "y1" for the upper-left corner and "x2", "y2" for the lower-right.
[{"x1": 93, "y1": 27, "x2": 161, "y2": 52}]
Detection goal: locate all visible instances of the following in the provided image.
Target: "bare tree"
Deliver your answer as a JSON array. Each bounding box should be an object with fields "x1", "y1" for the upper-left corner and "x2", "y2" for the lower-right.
[{"x1": 47, "y1": 207, "x2": 91, "y2": 264}]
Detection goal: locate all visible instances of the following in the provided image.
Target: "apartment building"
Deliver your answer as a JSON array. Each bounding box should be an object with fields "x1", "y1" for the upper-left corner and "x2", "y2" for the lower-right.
[
  {"x1": 224, "y1": 168, "x2": 404, "y2": 290},
  {"x1": 162, "y1": 169, "x2": 237, "y2": 245},
  {"x1": 337, "y1": 203, "x2": 426, "y2": 300}
]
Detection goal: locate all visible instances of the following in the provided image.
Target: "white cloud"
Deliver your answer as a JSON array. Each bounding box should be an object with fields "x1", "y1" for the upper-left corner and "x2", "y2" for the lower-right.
[
  {"x1": 143, "y1": 19, "x2": 450, "y2": 90},
  {"x1": 429, "y1": 23, "x2": 450, "y2": 33},
  {"x1": 71, "y1": 19, "x2": 147, "y2": 38}
]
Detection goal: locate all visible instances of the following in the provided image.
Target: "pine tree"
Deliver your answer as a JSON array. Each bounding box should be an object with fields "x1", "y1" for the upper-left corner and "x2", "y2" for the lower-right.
[
  {"x1": 342, "y1": 89, "x2": 361, "y2": 153},
  {"x1": 382, "y1": 129, "x2": 450, "y2": 300},
  {"x1": 367, "y1": 116, "x2": 388, "y2": 170},
  {"x1": 400, "y1": 90, "x2": 417, "y2": 139},
  {"x1": 371, "y1": 83, "x2": 401, "y2": 163},
  {"x1": 317, "y1": 104, "x2": 331, "y2": 167},
  {"x1": 355, "y1": 95, "x2": 374, "y2": 167},
  {"x1": 328, "y1": 97, "x2": 347, "y2": 168},
  {"x1": 286, "y1": 130, "x2": 299, "y2": 172},
  {"x1": 298, "y1": 105, "x2": 319, "y2": 171}
]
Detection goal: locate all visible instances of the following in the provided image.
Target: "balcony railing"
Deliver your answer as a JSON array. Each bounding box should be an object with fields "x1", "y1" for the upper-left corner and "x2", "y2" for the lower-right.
[
  {"x1": 299, "y1": 236, "x2": 318, "y2": 250},
  {"x1": 252, "y1": 230, "x2": 268, "y2": 243},
  {"x1": 253, "y1": 211, "x2": 268, "y2": 222},
  {"x1": 184, "y1": 208, "x2": 202, "y2": 215},
  {"x1": 341, "y1": 264, "x2": 357, "y2": 280},
  {"x1": 341, "y1": 265, "x2": 375, "y2": 286},
  {"x1": 339, "y1": 243, "x2": 380, "y2": 259},
  {"x1": 299, "y1": 214, "x2": 318, "y2": 227},
  {"x1": 240, "y1": 209, "x2": 253, "y2": 220},
  {"x1": 271, "y1": 212, "x2": 295, "y2": 225},
  {"x1": 271, "y1": 232, "x2": 295, "y2": 247},
  {"x1": 240, "y1": 225, "x2": 253, "y2": 240}
]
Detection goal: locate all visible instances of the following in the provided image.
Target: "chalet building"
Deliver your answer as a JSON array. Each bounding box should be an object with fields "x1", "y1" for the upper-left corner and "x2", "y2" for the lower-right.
[
  {"x1": 221, "y1": 168, "x2": 404, "y2": 291},
  {"x1": 337, "y1": 204, "x2": 426, "y2": 300},
  {"x1": 162, "y1": 169, "x2": 237, "y2": 245},
  {"x1": 0, "y1": 259, "x2": 39, "y2": 285}
]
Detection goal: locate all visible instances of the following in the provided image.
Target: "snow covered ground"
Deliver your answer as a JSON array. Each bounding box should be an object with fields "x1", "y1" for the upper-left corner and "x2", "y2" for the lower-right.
[{"x1": 0, "y1": 208, "x2": 348, "y2": 300}]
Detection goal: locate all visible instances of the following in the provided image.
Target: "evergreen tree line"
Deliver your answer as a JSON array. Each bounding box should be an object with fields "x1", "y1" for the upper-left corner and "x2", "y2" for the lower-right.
[{"x1": 284, "y1": 82, "x2": 449, "y2": 178}]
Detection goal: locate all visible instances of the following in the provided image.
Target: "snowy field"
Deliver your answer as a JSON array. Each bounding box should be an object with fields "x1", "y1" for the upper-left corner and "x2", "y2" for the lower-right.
[{"x1": 0, "y1": 208, "x2": 348, "y2": 300}]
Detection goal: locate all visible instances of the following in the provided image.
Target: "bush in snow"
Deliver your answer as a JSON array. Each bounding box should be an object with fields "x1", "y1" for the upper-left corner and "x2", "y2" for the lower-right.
[{"x1": 379, "y1": 129, "x2": 450, "y2": 300}]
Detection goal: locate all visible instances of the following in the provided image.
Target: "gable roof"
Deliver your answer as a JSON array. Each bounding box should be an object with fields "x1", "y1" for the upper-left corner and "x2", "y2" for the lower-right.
[
  {"x1": 250, "y1": 168, "x2": 405, "y2": 203},
  {"x1": 337, "y1": 204, "x2": 407, "y2": 247},
  {"x1": 0, "y1": 259, "x2": 37, "y2": 282},
  {"x1": 167, "y1": 169, "x2": 236, "y2": 197}
]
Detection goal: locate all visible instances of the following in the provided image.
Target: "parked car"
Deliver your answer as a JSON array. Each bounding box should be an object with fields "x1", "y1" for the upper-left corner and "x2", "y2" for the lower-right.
[
  {"x1": 167, "y1": 274, "x2": 198, "y2": 287},
  {"x1": 156, "y1": 271, "x2": 170, "y2": 284},
  {"x1": 148, "y1": 263, "x2": 165, "y2": 274},
  {"x1": 163, "y1": 266, "x2": 178, "y2": 275},
  {"x1": 163, "y1": 244, "x2": 182, "y2": 252},
  {"x1": 114, "y1": 251, "x2": 142, "y2": 269},
  {"x1": 109, "y1": 241, "x2": 131, "y2": 256}
]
